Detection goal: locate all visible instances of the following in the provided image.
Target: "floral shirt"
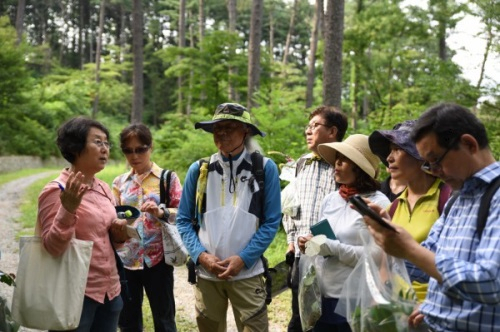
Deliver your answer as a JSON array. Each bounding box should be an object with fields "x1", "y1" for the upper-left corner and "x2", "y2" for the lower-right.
[{"x1": 112, "y1": 162, "x2": 182, "y2": 269}]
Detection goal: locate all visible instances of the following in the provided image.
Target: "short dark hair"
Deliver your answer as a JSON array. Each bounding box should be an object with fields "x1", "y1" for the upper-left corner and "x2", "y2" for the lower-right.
[
  {"x1": 310, "y1": 106, "x2": 348, "y2": 141},
  {"x1": 57, "y1": 117, "x2": 110, "y2": 164},
  {"x1": 411, "y1": 103, "x2": 489, "y2": 150},
  {"x1": 351, "y1": 164, "x2": 381, "y2": 193},
  {"x1": 119, "y1": 123, "x2": 153, "y2": 149}
]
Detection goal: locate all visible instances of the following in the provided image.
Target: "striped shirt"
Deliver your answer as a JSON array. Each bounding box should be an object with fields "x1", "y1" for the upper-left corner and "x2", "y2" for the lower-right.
[
  {"x1": 409, "y1": 161, "x2": 500, "y2": 331},
  {"x1": 282, "y1": 153, "x2": 336, "y2": 249}
]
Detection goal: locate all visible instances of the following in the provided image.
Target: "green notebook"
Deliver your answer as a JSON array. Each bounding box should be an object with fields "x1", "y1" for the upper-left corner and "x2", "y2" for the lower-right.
[{"x1": 310, "y1": 219, "x2": 336, "y2": 240}]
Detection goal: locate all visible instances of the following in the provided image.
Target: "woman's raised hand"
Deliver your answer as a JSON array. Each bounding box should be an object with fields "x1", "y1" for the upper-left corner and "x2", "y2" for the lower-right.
[{"x1": 60, "y1": 171, "x2": 90, "y2": 214}]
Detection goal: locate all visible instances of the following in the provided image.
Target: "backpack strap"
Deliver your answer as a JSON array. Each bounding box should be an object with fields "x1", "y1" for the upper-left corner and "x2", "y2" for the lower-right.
[
  {"x1": 295, "y1": 156, "x2": 307, "y2": 176},
  {"x1": 477, "y1": 175, "x2": 500, "y2": 240},
  {"x1": 250, "y1": 151, "x2": 265, "y2": 222},
  {"x1": 160, "y1": 169, "x2": 172, "y2": 207},
  {"x1": 437, "y1": 182, "x2": 453, "y2": 215},
  {"x1": 388, "y1": 199, "x2": 399, "y2": 219},
  {"x1": 442, "y1": 174, "x2": 500, "y2": 240}
]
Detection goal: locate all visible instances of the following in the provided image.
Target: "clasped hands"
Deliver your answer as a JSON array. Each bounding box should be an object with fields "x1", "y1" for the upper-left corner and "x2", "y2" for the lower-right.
[{"x1": 198, "y1": 252, "x2": 245, "y2": 280}]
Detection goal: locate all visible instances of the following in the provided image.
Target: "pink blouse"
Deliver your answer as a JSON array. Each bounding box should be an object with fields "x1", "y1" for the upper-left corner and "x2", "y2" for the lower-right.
[{"x1": 37, "y1": 168, "x2": 121, "y2": 304}]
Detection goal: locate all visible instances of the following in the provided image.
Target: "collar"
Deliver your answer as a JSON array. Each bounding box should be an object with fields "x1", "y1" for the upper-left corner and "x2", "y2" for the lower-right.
[
  {"x1": 462, "y1": 161, "x2": 500, "y2": 194},
  {"x1": 398, "y1": 177, "x2": 442, "y2": 203},
  {"x1": 219, "y1": 150, "x2": 244, "y2": 162},
  {"x1": 123, "y1": 161, "x2": 163, "y2": 181}
]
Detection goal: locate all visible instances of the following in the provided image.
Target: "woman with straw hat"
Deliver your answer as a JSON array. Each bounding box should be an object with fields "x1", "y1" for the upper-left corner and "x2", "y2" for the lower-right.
[{"x1": 298, "y1": 134, "x2": 390, "y2": 331}]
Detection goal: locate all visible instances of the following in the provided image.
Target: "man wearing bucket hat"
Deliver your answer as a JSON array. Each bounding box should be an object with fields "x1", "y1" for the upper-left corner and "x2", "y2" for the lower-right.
[
  {"x1": 362, "y1": 103, "x2": 500, "y2": 331},
  {"x1": 369, "y1": 120, "x2": 452, "y2": 301},
  {"x1": 282, "y1": 106, "x2": 348, "y2": 332},
  {"x1": 176, "y1": 103, "x2": 281, "y2": 331},
  {"x1": 297, "y1": 134, "x2": 390, "y2": 331}
]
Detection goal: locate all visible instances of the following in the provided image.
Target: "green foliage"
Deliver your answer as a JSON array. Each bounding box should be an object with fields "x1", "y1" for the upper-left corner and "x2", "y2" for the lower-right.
[{"x1": 154, "y1": 111, "x2": 216, "y2": 182}]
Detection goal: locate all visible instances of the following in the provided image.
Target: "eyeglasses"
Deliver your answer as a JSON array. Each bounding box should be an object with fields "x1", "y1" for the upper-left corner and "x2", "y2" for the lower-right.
[
  {"x1": 91, "y1": 139, "x2": 112, "y2": 149},
  {"x1": 305, "y1": 122, "x2": 329, "y2": 132},
  {"x1": 421, "y1": 145, "x2": 454, "y2": 173},
  {"x1": 122, "y1": 146, "x2": 150, "y2": 155}
]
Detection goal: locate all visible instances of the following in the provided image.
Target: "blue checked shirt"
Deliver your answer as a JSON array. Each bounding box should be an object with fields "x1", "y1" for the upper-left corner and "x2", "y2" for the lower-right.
[
  {"x1": 407, "y1": 161, "x2": 500, "y2": 331},
  {"x1": 282, "y1": 153, "x2": 336, "y2": 251}
]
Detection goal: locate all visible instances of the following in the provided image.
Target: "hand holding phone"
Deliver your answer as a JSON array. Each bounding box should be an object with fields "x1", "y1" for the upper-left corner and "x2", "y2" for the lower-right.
[{"x1": 349, "y1": 195, "x2": 397, "y2": 232}]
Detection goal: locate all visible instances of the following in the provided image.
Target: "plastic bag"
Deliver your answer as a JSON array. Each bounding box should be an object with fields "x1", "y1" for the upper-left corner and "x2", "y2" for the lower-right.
[
  {"x1": 335, "y1": 235, "x2": 417, "y2": 332},
  {"x1": 281, "y1": 180, "x2": 300, "y2": 217},
  {"x1": 298, "y1": 254, "x2": 323, "y2": 331}
]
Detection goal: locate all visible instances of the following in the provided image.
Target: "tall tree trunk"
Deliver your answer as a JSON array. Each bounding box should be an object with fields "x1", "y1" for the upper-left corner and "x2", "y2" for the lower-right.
[
  {"x1": 247, "y1": 0, "x2": 263, "y2": 110},
  {"x1": 92, "y1": 0, "x2": 106, "y2": 119},
  {"x1": 198, "y1": 0, "x2": 205, "y2": 44},
  {"x1": 350, "y1": 63, "x2": 358, "y2": 129},
  {"x1": 306, "y1": 0, "x2": 320, "y2": 108},
  {"x1": 322, "y1": 0, "x2": 344, "y2": 108},
  {"x1": 178, "y1": 0, "x2": 186, "y2": 113},
  {"x1": 198, "y1": 1, "x2": 206, "y2": 103},
  {"x1": 227, "y1": 0, "x2": 239, "y2": 101},
  {"x1": 282, "y1": 0, "x2": 298, "y2": 65},
  {"x1": 15, "y1": 0, "x2": 25, "y2": 45},
  {"x1": 119, "y1": 4, "x2": 127, "y2": 78},
  {"x1": 131, "y1": 0, "x2": 144, "y2": 123},
  {"x1": 319, "y1": 0, "x2": 325, "y2": 39},
  {"x1": 79, "y1": 0, "x2": 84, "y2": 68},
  {"x1": 269, "y1": 4, "x2": 274, "y2": 62},
  {"x1": 187, "y1": 10, "x2": 194, "y2": 115},
  {"x1": 476, "y1": 21, "x2": 492, "y2": 89},
  {"x1": 58, "y1": 0, "x2": 70, "y2": 66}
]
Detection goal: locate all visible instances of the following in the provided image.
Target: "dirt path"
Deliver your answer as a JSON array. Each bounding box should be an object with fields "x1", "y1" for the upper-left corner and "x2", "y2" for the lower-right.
[
  {"x1": 0, "y1": 172, "x2": 284, "y2": 332},
  {"x1": 0, "y1": 171, "x2": 58, "y2": 332}
]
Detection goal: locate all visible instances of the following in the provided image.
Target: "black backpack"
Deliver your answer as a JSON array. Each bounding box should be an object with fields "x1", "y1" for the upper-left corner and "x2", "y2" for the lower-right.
[
  {"x1": 187, "y1": 151, "x2": 273, "y2": 304},
  {"x1": 443, "y1": 175, "x2": 500, "y2": 240}
]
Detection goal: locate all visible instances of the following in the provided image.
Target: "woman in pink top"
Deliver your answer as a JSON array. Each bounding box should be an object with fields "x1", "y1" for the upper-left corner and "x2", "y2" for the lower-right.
[{"x1": 38, "y1": 117, "x2": 128, "y2": 332}]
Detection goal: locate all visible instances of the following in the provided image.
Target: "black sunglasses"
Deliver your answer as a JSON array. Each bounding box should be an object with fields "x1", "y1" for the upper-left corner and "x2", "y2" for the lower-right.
[{"x1": 122, "y1": 146, "x2": 150, "y2": 155}]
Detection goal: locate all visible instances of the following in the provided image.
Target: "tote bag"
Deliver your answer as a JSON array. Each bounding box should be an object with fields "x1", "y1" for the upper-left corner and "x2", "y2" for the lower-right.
[
  {"x1": 160, "y1": 169, "x2": 188, "y2": 267},
  {"x1": 161, "y1": 222, "x2": 188, "y2": 267},
  {"x1": 11, "y1": 236, "x2": 93, "y2": 330}
]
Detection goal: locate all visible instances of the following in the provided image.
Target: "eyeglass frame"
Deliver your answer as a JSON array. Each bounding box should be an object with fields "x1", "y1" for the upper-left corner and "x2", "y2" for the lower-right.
[
  {"x1": 91, "y1": 139, "x2": 112, "y2": 149},
  {"x1": 121, "y1": 146, "x2": 151, "y2": 155},
  {"x1": 305, "y1": 122, "x2": 330, "y2": 132},
  {"x1": 420, "y1": 140, "x2": 458, "y2": 173}
]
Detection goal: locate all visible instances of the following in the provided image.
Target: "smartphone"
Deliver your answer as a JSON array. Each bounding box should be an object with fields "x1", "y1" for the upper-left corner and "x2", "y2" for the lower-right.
[{"x1": 349, "y1": 195, "x2": 397, "y2": 232}]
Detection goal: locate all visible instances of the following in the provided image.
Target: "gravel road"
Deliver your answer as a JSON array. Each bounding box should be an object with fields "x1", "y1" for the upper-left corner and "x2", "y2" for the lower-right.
[{"x1": 0, "y1": 172, "x2": 250, "y2": 332}]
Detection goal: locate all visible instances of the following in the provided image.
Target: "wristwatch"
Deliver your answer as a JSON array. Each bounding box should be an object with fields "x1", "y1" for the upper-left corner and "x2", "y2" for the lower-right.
[{"x1": 159, "y1": 203, "x2": 170, "y2": 221}]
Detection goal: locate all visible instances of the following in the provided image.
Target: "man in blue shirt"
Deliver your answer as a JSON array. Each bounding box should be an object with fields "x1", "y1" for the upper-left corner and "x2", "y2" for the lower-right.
[
  {"x1": 364, "y1": 103, "x2": 500, "y2": 331},
  {"x1": 176, "y1": 103, "x2": 281, "y2": 332}
]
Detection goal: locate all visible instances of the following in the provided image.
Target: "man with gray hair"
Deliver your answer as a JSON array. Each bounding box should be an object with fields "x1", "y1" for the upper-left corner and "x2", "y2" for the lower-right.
[{"x1": 177, "y1": 103, "x2": 281, "y2": 332}]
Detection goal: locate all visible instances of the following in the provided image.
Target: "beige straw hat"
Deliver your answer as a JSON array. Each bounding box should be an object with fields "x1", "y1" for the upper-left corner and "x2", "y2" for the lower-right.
[{"x1": 318, "y1": 134, "x2": 379, "y2": 179}]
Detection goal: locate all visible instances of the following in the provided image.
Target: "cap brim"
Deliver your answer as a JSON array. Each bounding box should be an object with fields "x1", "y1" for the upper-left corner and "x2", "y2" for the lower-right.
[
  {"x1": 369, "y1": 130, "x2": 423, "y2": 166},
  {"x1": 369, "y1": 131, "x2": 392, "y2": 167},
  {"x1": 318, "y1": 142, "x2": 376, "y2": 179},
  {"x1": 194, "y1": 119, "x2": 266, "y2": 137}
]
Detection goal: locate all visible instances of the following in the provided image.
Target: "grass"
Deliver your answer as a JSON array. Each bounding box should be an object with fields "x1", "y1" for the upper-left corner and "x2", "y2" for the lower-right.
[
  {"x1": 0, "y1": 168, "x2": 56, "y2": 187},
  {"x1": 11, "y1": 166, "x2": 292, "y2": 330}
]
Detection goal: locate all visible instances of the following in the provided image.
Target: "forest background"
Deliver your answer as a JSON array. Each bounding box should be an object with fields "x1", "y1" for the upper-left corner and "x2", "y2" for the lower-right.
[
  {"x1": 0, "y1": 0, "x2": 499, "y2": 329},
  {"x1": 0, "y1": 0, "x2": 499, "y2": 179}
]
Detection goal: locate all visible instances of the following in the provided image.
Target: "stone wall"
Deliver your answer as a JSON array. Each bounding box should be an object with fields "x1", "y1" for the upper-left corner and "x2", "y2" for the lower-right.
[{"x1": 0, "y1": 156, "x2": 69, "y2": 173}]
